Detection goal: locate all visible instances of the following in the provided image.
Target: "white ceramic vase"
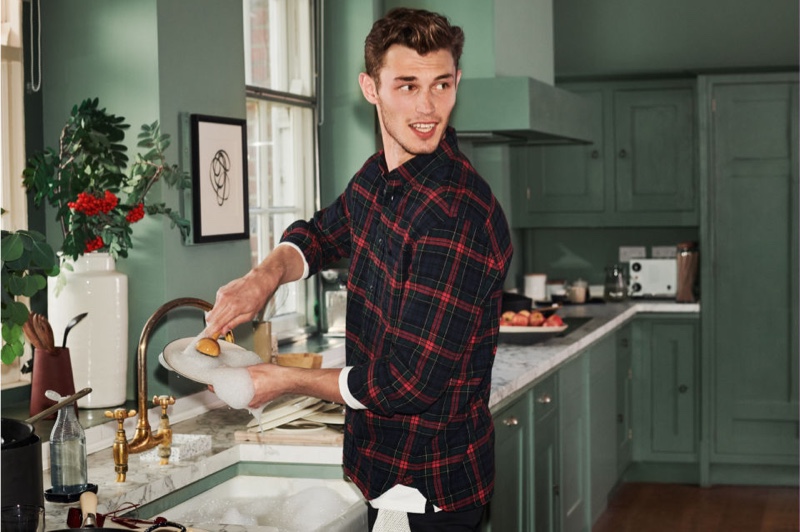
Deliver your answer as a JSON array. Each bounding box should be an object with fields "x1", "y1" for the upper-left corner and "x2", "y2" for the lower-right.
[{"x1": 47, "y1": 252, "x2": 128, "y2": 408}]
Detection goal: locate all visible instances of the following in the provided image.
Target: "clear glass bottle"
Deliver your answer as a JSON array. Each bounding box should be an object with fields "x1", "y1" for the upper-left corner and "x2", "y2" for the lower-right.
[{"x1": 49, "y1": 404, "x2": 88, "y2": 495}]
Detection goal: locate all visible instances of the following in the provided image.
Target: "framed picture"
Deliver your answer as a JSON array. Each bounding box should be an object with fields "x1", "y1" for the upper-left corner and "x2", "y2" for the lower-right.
[{"x1": 189, "y1": 114, "x2": 249, "y2": 243}]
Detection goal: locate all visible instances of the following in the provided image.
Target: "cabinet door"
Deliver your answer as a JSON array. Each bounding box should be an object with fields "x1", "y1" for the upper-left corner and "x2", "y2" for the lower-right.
[
  {"x1": 633, "y1": 317, "x2": 699, "y2": 461},
  {"x1": 560, "y1": 356, "x2": 588, "y2": 532},
  {"x1": 616, "y1": 325, "x2": 633, "y2": 476},
  {"x1": 492, "y1": 394, "x2": 532, "y2": 532},
  {"x1": 614, "y1": 87, "x2": 696, "y2": 214},
  {"x1": 522, "y1": 90, "x2": 605, "y2": 215},
  {"x1": 533, "y1": 375, "x2": 559, "y2": 532},
  {"x1": 708, "y1": 75, "x2": 799, "y2": 463},
  {"x1": 589, "y1": 333, "x2": 618, "y2": 524}
]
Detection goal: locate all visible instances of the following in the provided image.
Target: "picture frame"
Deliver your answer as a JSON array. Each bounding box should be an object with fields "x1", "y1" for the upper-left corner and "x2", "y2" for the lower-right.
[{"x1": 189, "y1": 114, "x2": 249, "y2": 243}]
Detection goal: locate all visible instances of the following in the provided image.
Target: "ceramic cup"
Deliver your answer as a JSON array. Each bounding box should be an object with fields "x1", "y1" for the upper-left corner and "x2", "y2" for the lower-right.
[{"x1": 524, "y1": 273, "x2": 547, "y2": 302}]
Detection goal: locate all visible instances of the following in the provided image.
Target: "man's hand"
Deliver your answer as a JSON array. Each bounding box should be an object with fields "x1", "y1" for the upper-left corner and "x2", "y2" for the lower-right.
[
  {"x1": 246, "y1": 364, "x2": 345, "y2": 407},
  {"x1": 203, "y1": 245, "x2": 305, "y2": 336}
]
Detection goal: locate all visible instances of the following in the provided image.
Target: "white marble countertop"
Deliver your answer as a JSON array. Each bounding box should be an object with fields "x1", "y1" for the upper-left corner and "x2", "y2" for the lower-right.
[{"x1": 42, "y1": 300, "x2": 698, "y2": 530}]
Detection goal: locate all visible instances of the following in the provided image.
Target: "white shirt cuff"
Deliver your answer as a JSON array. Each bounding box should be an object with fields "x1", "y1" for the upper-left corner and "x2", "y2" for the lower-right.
[
  {"x1": 275, "y1": 241, "x2": 309, "y2": 280},
  {"x1": 338, "y1": 366, "x2": 367, "y2": 410}
]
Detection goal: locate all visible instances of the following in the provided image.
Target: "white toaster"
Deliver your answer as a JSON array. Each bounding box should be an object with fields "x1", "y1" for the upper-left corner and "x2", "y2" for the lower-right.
[{"x1": 628, "y1": 259, "x2": 677, "y2": 298}]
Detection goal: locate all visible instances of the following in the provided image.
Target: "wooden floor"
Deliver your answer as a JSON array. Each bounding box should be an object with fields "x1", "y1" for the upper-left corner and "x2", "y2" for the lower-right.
[{"x1": 593, "y1": 483, "x2": 799, "y2": 532}]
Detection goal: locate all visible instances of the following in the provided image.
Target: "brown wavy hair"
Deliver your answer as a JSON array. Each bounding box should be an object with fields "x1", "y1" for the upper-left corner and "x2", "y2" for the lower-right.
[{"x1": 364, "y1": 8, "x2": 464, "y2": 83}]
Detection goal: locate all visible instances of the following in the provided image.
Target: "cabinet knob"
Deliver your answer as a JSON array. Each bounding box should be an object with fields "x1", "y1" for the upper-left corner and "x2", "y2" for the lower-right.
[
  {"x1": 678, "y1": 384, "x2": 688, "y2": 394},
  {"x1": 617, "y1": 413, "x2": 624, "y2": 423},
  {"x1": 618, "y1": 149, "x2": 628, "y2": 158},
  {"x1": 502, "y1": 417, "x2": 519, "y2": 427},
  {"x1": 537, "y1": 394, "x2": 552, "y2": 404},
  {"x1": 590, "y1": 149, "x2": 600, "y2": 159}
]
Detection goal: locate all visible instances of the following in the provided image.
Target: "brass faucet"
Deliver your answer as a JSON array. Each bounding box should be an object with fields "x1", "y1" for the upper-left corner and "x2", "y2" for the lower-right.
[{"x1": 106, "y1": 297, "x2": 214, "y2": 481}]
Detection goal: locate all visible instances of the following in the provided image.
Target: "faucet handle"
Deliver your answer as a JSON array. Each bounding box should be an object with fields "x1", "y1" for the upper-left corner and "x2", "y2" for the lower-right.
[
  {"x1": 152, "y1": 395, "x2": 176, "y2": 412},
  {"x1": 104, "y1": 408, "x2": 137, "y2": 422}
]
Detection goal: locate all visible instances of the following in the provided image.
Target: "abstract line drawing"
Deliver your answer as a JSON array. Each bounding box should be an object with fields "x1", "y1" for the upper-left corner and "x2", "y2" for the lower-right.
[{"x1": 209, "y1": 149, "x2": 231, "y2": 206}]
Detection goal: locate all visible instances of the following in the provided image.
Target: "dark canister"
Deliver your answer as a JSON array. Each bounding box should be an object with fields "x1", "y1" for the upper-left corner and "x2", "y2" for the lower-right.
[{"x1": 1, "y1": 418, "x2": 45, "y2": 509}]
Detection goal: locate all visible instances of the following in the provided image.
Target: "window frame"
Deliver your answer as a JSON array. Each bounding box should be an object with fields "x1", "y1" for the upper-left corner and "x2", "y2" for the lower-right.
[{"x1": 243, "y1": 0, "x2": 321, "y2": 341}]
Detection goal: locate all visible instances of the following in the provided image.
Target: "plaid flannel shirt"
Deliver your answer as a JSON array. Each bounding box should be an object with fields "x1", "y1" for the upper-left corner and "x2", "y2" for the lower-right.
[{"x1": 281, "y1": 127, "x2": 513, "y2": 511}]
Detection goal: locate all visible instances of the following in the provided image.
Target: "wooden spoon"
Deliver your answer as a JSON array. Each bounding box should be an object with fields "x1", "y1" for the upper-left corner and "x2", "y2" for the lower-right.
[
  {"x1": 195, "y1": 332, "x2": 221, "y2": 357},
  {"x1": 22, "y1": 316, "x2": 43, "y2": 350},
  {"x1": 34, "y1": 313, "x2": 56, "y2": 351}
]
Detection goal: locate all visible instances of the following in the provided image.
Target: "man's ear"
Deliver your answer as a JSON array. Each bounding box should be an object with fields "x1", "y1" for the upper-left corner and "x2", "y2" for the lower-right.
[{"x1": 359, "y1": 72, "x2": 379, "y2": 104}]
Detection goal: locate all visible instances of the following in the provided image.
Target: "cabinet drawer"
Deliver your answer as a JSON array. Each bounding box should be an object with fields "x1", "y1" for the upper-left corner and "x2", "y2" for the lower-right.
[{"x1": 533, "y1": 374, "x2": 558, "y2": 421}]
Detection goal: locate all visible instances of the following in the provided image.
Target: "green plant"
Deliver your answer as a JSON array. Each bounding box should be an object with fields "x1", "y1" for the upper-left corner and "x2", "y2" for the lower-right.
[
  {"x1": 1, "y1": 227, "x2": 59, "y2": 364},
  {"x1": 22, "y1": 97, "x2": 191, "y2": 260}
]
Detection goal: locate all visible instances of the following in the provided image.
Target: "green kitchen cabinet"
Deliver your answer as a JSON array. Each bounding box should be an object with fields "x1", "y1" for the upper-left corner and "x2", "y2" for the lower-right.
[
  {"x1": 514, "y1": 89, "x2": 606, "y2": 218},
  {"x1": 701, "y1": 73, "x2": 799, "y2": 479},
  {"x1": 492, "y1": 390, "x2": 533, "y2": 531},
  {"x1": 512, "y1": 79, "x2": 697, "y2": 228},
  {"x1": 533, "y1": 374, "x2": 560, "y2": 532},
  {"x1": 588, "y1": 331, "x2": 621, "y2": 524},
  {"x1": 559, "y1": 355, "x2": 588, "y2": 532},
  {"x1": 632, "y1": 316, "x2": 699, "y2": 463},
  {"x1": 616, "y1": 324, "x2": 634, "y2": 477}
]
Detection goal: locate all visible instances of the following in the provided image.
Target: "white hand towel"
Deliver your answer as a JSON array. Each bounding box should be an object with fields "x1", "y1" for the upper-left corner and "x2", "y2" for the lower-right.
[{"x1": 373, "y1": 508, "x2": 411, "y2": 532}]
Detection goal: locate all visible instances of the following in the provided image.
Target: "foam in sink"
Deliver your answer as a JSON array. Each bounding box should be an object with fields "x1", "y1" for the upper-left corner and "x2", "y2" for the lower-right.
[
  {"x1": 138, "y1": 433, "x2": 212, "y2": 462},
  {"x1": 157, "y1": 475, "x2": 367, "y2": 531}
]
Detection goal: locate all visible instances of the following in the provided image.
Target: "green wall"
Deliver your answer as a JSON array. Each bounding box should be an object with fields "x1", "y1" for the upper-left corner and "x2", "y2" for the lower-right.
[
  {"x1": 554, "y1": 0, "x2": 799, "y2": 78},
  {"x1": 37, "y1": 0, "x2": 251, "y2": 400},
  {"x1": 318, "y1": 0, "x2": 379, "y2": 206}
]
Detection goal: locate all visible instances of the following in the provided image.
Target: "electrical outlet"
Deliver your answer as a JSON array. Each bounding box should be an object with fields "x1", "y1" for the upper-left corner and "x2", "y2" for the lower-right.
[
  {"x1": 651, "y1": 246, "x2": 677, "y2": 258},
  {"x1": 619, "y1": 246, "x2": 646, "y2": 263}
]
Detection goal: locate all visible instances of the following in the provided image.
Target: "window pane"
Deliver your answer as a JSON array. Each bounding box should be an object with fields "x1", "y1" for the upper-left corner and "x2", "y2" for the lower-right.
[{"x1": 244, "y1": 0, "x2": 314, "y2": 96}]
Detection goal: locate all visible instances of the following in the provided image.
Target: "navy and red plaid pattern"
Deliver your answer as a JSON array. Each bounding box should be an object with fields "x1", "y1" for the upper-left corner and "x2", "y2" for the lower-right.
[{"x1": 281, "y1": 127, "x2": 512, "y2": 511}]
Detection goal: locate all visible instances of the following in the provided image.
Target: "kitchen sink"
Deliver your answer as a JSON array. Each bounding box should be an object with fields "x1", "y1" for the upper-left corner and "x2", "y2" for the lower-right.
[
  {"x1": 558, "y1": 316, "x2": 592, "y2": 335},
  {"x1": 131, "y1": 463, "x2": 367, "y2": 532}
]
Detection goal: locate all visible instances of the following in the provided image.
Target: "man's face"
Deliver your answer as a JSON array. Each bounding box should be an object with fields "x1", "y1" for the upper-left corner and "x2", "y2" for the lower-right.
[{"x1": 359, "y1": 45, "x2": 461, "y2": 171}]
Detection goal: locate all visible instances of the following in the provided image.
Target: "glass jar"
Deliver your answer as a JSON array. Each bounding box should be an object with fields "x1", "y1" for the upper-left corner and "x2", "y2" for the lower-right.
[{"x1": 604, "y1": 264, "x2": 629, "y2": 301}]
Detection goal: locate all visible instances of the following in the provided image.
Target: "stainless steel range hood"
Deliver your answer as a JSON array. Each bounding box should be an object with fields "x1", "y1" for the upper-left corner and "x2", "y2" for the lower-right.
[{"x1": 451, "y1": 76, "x2": 594, "y2": 145}]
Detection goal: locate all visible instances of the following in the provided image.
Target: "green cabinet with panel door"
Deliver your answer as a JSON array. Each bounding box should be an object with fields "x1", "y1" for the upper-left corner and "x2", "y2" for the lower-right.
[
  {"x1": 702, "y1": 73, "x2": 799, "y2": 481},
  {"x1": 511, "y1": 79, "x2": 697, "y2": 228},
  {"x1": 616, "y1": 324, "x2": 634, "y2": 477},
  {"x1": 491, "y1": 390, "x2": 532, "y2": 531},
  {"x1": 559, "y1": 355, "x2": 588, "y2": 532},
  {"x1": 631, "y1": 316, "x2": 700, "y2": 466},
  {"x1": 533, "y1": 374, "x2": 560, "y2": 532},
  {"x1": 490, "y1": 373, "x2": 559, "y2": 532}
]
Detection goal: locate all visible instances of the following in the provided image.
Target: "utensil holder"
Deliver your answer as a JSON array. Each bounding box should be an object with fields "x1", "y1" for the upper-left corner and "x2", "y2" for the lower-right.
[{"x1": 30, "y1": 348, "x2": 77, "y2": 420}]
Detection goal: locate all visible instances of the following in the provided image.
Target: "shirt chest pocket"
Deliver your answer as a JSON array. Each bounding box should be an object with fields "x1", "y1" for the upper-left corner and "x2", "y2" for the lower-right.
[{"x1": 368, "y1": 228, "x2": 407, "y2": 322}]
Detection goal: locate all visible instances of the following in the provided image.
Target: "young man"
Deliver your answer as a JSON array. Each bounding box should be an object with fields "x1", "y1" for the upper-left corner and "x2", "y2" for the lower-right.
[{"x1": 204, "y1": 8, "x2": 512, "y2": 531}]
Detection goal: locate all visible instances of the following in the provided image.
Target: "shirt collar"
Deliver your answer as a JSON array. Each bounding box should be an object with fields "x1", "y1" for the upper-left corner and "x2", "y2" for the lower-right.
[{"x1": 380, "y1": 126, "x2": 459, "y2": 189}]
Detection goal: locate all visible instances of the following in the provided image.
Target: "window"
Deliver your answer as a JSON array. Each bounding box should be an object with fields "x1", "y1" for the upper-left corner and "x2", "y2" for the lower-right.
[
  {"x1": 2, "y1": 0, "x2": 33, "y2": 385},
  {"x1": 243, "y1": 0, "x2": 318, "y2": 338}
]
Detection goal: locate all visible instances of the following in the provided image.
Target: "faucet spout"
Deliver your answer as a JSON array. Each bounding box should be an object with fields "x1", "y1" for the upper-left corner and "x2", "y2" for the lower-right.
[{"x1": 127, "y1": 297, "x2": 213, "y2": 456}]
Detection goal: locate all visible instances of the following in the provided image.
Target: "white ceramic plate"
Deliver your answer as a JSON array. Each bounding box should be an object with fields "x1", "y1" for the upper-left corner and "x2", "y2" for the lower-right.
[
  {"x1": 246, "y1": 395, "x2": 322, "y2": 428},
  {"x1": 302, "y1": 411, "x2": 346, "y2": 425},
  {"x1": 162, "y1": 337, "x2": 264, "y2": 384},
  {"x1": 248, "y1": 402, "x2": 326, "y2": 432},
  {"x1": 273, "y1": 420, "x2": 327, "y2": 433}
]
